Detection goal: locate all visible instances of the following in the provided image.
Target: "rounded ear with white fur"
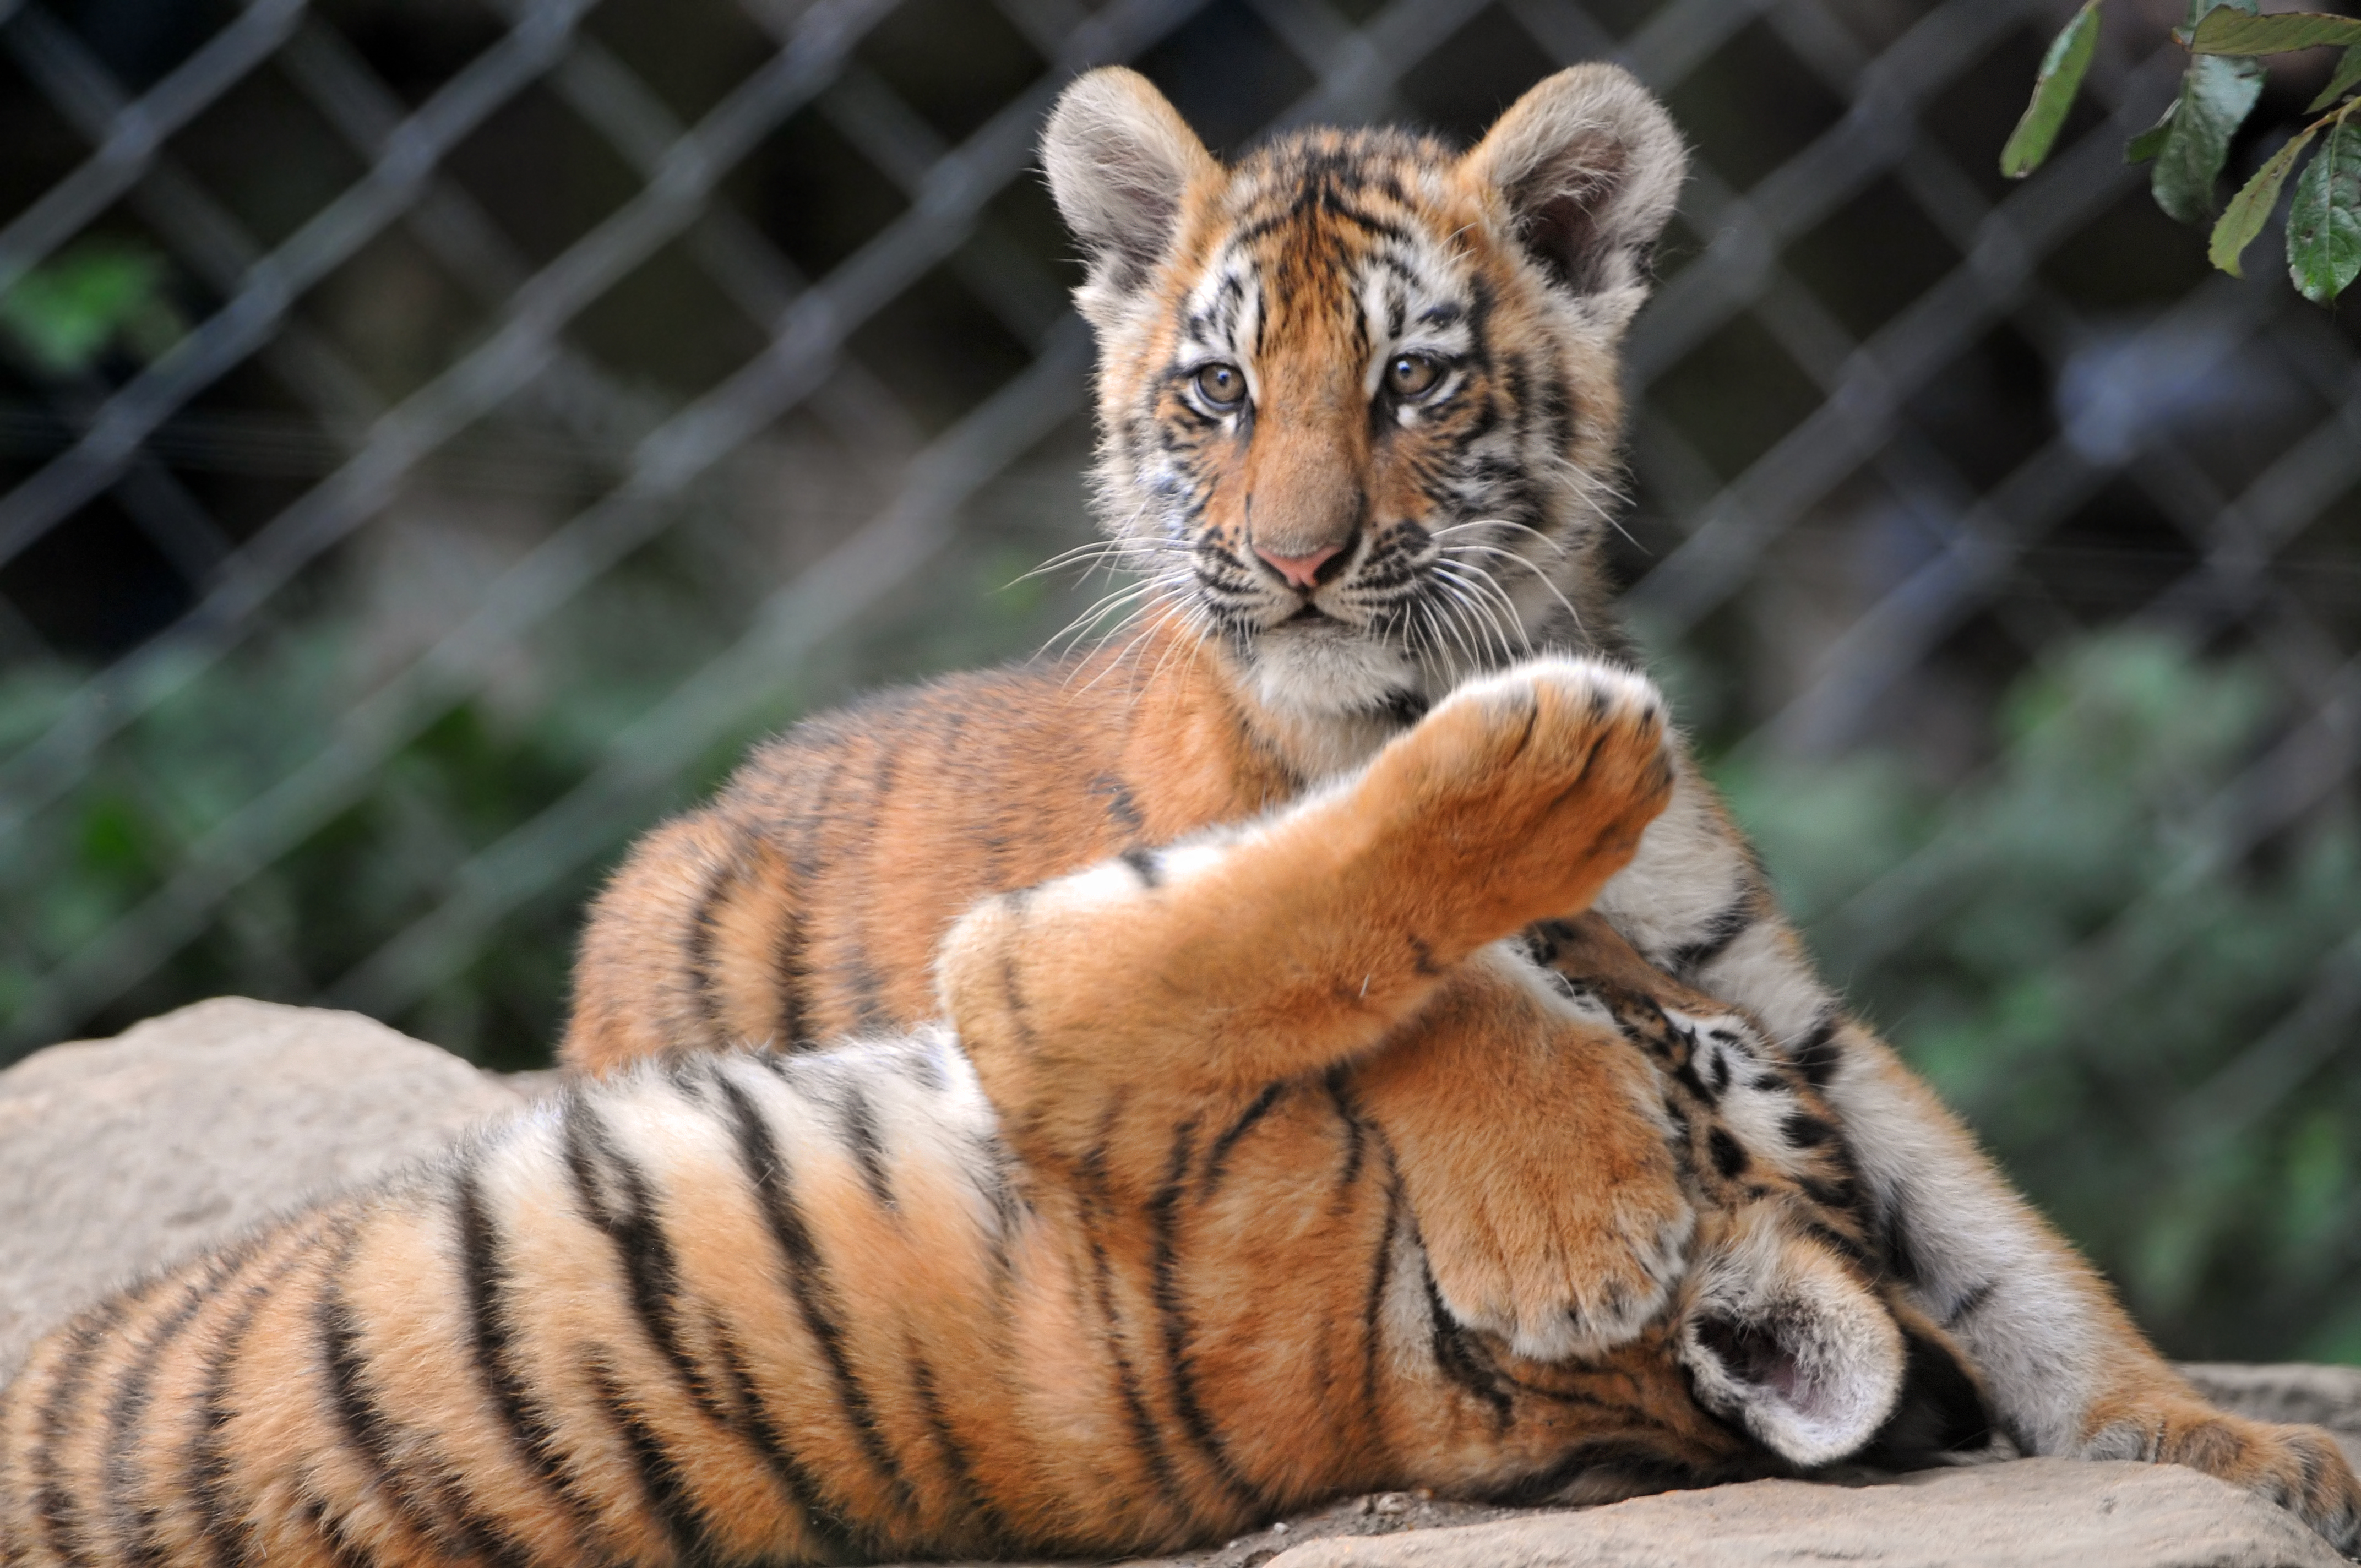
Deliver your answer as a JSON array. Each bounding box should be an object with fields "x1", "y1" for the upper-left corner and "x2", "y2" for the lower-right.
[
  {"x1": 1459, "y1": 64, "x2": 1688, "y2": 320},
  {"x1": 1040, "y1": 67, "x2": 1217, "y2": 302},
  {"x1": 1678, "y1": 1217, "x2": 1906, "y2": 1468}
]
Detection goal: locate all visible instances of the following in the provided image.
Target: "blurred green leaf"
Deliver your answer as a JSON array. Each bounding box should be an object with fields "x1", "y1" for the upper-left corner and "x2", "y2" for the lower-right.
[
  {"x1": 2003, "y1": 0, "x2": 2104, "y2": 178},
  {"x1": 2127, "y1": 100, "x2": 2178, "y2": 162},
  {"x1": 2189, "y1": 10, "x2": 2361, "y2": 53},
  {"x1": 2288, "y1": 112, "x2": 2361, "y2": 302},
  {"x1": 2210, "y1": 125, "x2": 2318, "y2": 275},
  {"x1": 0, "y1": 242, "x2": 173, "y2": 377},
  {"x1": 2152, "y1": 53, "x2": 2269, "y2": 223},
  {"x1": 2311, "y1": 43, "x2": 2361, "y2": 112}
]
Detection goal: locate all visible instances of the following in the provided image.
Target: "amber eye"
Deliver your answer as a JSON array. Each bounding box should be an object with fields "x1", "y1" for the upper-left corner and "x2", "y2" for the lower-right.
[
  {"x1": 1387, "y1": 353, "x2": 1443, "y2": 399},
  {"x1": 1193, "y1": 362, "x2": 1245, "y2": 409}
]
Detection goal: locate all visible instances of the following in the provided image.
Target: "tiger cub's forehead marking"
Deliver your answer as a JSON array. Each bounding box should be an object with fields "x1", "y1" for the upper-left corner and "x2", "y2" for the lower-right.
[{"x1": 1177, "y1": 162, "x2": 1479, "y2": 394}]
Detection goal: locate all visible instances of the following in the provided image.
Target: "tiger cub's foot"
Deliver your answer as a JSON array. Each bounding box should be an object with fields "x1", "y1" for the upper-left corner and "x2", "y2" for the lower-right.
[
  {"x1": 1359, "y1": 960, "x2": 1694, "y2": 1363},
  {"x1": 1358, "y1": 657, "x2": 1674, "y2": 946},
  {"x1": 2086, "y1": 1397, "x2": 2361, "y2": 1551},
  {"x1": 1421, "y1": 1125, "x2": 1694, "y2": 1362}
]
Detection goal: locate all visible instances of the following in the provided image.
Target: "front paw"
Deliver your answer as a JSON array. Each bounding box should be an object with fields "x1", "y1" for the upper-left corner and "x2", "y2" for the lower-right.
[
  {"x1": 1422, "y1": 1147, "x2": 1695, "y2": 1362},
  {"x1": 2086, "y1": 1401, "x2": 2361, "y2": 1553},
  {"x1": 1367, "y1": 657, "x2": 1675, "y2": 940}
]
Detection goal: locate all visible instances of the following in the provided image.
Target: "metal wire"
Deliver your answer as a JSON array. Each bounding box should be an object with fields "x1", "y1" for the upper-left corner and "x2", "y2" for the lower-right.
[{"x1": 2, "y1": 0, "x2": 2356, "y2": 1178}]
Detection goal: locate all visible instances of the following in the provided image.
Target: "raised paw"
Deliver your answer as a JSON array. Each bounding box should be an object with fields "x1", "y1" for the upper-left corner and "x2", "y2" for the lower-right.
[
  {"x1": 2087, "y1": 1399, "x2": 2361, "y2": 1554},
  {"x1": 1358, "y1": 657, "x2": 1675, "y2": 948}
]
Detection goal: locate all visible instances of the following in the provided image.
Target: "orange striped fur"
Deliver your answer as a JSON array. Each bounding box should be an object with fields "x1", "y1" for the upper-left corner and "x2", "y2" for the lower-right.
[
  {"x1": 5, "y1": 661, "x2": 1970, "y2": 1565},
  {"x1": 557, "y1": 64, "x2": 2361, "y2": 1552}
]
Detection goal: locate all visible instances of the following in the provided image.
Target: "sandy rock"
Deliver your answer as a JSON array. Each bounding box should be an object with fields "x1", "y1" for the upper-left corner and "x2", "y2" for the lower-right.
[
  {"x1": 0, "y1": 996, "x2": 524, "y2": 1379},
  {"x1": 1260, "y1": 1460, "x2": 2346, "y2": 1567}
]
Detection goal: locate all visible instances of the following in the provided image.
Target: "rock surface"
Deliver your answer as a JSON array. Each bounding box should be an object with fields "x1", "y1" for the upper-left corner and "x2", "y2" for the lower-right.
[
  {"x1": 0, "y1": 996, "x2": 525, "y2": 1379},
  {"x1": 1253, "y1": 1461, "x2": 2347, "y2": 1567},
  {"x1": 4, "y1": 998, "x2": 2359, "y2": 1567}
]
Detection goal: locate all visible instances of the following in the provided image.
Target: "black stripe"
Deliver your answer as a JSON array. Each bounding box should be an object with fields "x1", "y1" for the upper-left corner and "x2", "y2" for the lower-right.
[
  {"x1": 905, "y1": 1348, "x2": 1010, "y2": 1550},
  {"x1": 31, "y1": 1291, "x2": 138, "y2": 1568},
  {"x1": 101, "y1": 1244, "x2": 255, "y2": 1568},
  {"x1": 453, "y1": 1170, "x2": 606, "y2": 1557},
  {"x1": 319, "y1": 1245, "x2": 536, "y2": 1568},
  {"x1": 1070, "y1": 1114, "x2": 1192, "y2": 1522},
  {"x1": 829, "y1": 1077, "x2": 894, "y2": 1210},
  {"x1": 1119, "y1": 846, "x2": 1162, "y2": 888},
  {"x1": 1091, "y1": 773, "x2": 1145, "y2": 836},
  {"x1": 1325, "y1": 1072, "x2": 1369, "y2": 1207},
  {"x1": 562, "y1": 1099, "x2": 712, "y2": 1404},
  {"x1": 1669, "y1": 894, "x2": 1756, "y2": 977},
  {"x1": 1782, "y1": 1112, "x2": 1836, "y2": 1149},
  {"x1": 1491, "y1": 1442, "x2": 1695, "y2": 1508},
  {"x1": 1198, "y1": 1084, "x2": 1285, "y2": 1199},
  {"x1": 1147, "y1": 1122, "x2": 1268, "y2": 1515},
  {"x1": 1791, "y1": 1011, "x2": 1845, "y2": 1086},
  {"x1": 710, "y1": 1330, "x2": 868, "y2": 1562},
  {"x1": 686, "y1": 849, "x2": 748, "y2": 1050},
  {"x1": 1708, "y1": 1128, "x2": 1747, "y2": 1180},
  {"x1": 1945, "y1": 1279, "x2": 1998, "y2": 1327},
  {"x1": 771, "y1": 901, "x2": 810, "y2": 1052},
  {"x1": 715, "y1": 1073, "x2": 918, "y2": 1513},
  {"x1": 1422, "y1": 1266, "x2": 1513, "y2": 1431},
  {"x1": 297, "y1": 1500, "x2": 378, "y2": 1568},
  {"x1": 584, "y1": 1363, "x2": 713, "y2": 1565},
  {"x1": 1360, "y1": 1163, "x2": 1401, "y2": 1423},
  {"x1": 185, "y1": 1235, "x2": 324, "y2": 1568}
]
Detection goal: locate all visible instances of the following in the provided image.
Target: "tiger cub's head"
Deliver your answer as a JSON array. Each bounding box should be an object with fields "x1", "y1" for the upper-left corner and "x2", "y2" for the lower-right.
[{"x1": 1042, "y1": 66, "x2": 1685, "y2": 764}]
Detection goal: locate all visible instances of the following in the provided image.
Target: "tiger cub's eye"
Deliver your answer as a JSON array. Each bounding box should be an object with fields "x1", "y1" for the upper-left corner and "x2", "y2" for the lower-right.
[
  {"x1": 1194, "y1": 363, "x2": 1244, "y2": 409},
  {"x1": 1386, "y1": 353, "x2": 1442, "y2": 398}
]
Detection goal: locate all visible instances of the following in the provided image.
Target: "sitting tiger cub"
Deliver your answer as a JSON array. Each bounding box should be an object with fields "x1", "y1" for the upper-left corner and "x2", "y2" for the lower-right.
[
  {"x1": 563, "y1": 64, "x2": 2361, "y2": 1550},
  {"x1": 9, "y1": 662, "x2": 1971, "y2": 1565}
]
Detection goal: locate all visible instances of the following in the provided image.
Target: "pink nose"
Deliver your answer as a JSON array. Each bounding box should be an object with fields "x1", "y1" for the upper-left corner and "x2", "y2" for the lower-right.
[{"x1": 1254, "y1": 541, "x2": 1343, "y2": 590}]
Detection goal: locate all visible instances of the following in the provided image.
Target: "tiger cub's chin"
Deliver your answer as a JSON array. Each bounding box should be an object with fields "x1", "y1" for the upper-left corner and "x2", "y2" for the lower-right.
[{"x1": 1246, "y1": 617, "x2": 1430, "y2": 723}]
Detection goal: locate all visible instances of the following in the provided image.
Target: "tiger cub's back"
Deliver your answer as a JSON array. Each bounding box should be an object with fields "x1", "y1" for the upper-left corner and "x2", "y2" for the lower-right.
[{"x1": 563, "y1": 647, "x2": 1295, "y2": 1076}]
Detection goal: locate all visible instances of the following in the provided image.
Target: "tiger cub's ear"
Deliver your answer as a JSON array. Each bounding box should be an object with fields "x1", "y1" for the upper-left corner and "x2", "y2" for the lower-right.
[
  {"x1": 1041, "y1": 67, "x2": 1217, "y2": 303},
  {"x1": 1677, "y1": 1209, "x2": 1907, "y2": 1469},
  {"x1": 1460, "y1": 64, "x2": 1688, "y2": 324}
]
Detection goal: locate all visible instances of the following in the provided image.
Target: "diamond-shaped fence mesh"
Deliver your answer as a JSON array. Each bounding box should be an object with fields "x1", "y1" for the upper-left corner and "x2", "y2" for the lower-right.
[{"x1": 4, "y1": 0, "x2": 2360, "y2": 1359}]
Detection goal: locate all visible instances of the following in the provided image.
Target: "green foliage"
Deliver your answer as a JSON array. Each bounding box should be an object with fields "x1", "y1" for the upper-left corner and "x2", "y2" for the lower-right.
[
  {"x1": 0, "y1": 241, "x2": 181, "y2": 377},
  {"x1": 2210, "y1": 122, "x2": 2318, "y2": 274},
  {"x1": 2151, "y1": 52, "x2": 2267, "y2": 224},
  {"x1": 2288, "y1": 112, "x2": 2361, "y2": 303},
  {"x1": 2312, "y1": 44, "x2": 2361, "y2": 113},
  {"x1": 1719, "y1": 633, "x2": 2361, "y2": 1360},
  {"x1": 2001, "y1": 0, "x2": 2102, "y2": 178},
  {"x1": 2190, "y1": 10, "x2": 2361, "y2": 55},
  {"x1": 2007, "y1": 1, "x2": 2361, "y2": 307}
]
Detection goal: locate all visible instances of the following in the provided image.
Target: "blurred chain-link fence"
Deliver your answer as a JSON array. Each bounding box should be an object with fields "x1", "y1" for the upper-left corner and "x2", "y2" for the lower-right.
[{"x1": 6, "y1": 0, "x2": 2361, "y2": 1359}]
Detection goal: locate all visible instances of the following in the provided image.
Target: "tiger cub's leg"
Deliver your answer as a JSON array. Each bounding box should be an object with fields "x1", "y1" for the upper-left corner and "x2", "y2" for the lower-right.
[
  {"x1": 1347, "y1": 955, "x2": 1693, "y2": 1360},
  {"x1": 940, "y1": 657, "x2": 1690, "y2": 1326}
]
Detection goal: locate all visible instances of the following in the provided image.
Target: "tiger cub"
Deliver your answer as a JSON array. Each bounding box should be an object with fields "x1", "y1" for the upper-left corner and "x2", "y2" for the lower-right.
[
  {"x1": 7, "y1": 663, "x2": 1966, "y2": 1566},
  {"x1": 562, "y1": 64, "x2": 2361, "y2": 1550}
]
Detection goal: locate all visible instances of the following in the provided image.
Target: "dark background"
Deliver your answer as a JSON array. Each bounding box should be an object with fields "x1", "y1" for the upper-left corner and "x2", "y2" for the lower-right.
[{"x1": 4, "y1": 0, "x2": 2360, "y2": 1363}]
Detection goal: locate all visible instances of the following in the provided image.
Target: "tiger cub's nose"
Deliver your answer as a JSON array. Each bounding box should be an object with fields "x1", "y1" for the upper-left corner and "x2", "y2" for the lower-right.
[{"x1": 1254, "y1": 540, "x2": 1345, "y2": 590}]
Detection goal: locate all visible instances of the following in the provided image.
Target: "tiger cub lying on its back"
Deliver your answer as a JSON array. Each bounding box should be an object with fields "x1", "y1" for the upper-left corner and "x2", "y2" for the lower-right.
[
  {"x1": 563, "y1": 63, "x2": 2361, "y2": 1550},
  {"x1": 10, "y1": 663, "x2": 1958, "y2": 1565}
]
